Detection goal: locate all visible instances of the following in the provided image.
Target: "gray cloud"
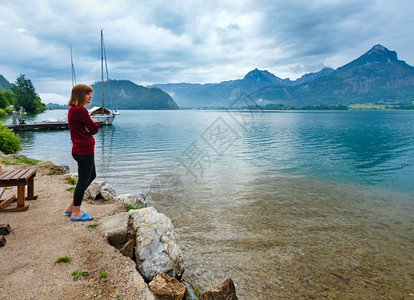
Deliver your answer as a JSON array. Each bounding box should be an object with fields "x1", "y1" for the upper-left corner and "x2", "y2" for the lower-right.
[{"x1": 0, "y1": 0, "x2": 413, "y2": 104}]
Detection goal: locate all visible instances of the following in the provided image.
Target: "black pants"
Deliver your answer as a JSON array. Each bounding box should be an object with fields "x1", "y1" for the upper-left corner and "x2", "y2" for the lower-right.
[{"x1": 72, "y1": 154, "x2": 96, "y2": 206}]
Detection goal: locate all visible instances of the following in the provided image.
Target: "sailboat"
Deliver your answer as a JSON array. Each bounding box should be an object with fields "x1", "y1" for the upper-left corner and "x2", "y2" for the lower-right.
[{"x1": 89, "y1": 29, "x2": 116, "y2": 125}]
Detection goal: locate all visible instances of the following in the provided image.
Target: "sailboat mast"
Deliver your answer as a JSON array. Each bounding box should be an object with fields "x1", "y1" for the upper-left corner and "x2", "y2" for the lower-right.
[
  {"x1": 101, "y1": 29, "x2": 104, "y2": 115},
  {"x1": 70, "y1": 44, "x2": 76, "y2": 87}
]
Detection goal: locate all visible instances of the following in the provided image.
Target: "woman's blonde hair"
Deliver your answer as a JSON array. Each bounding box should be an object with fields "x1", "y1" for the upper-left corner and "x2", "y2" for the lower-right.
[{"x1": 68, "y1": 84, "x2": 93, "y2": 106}]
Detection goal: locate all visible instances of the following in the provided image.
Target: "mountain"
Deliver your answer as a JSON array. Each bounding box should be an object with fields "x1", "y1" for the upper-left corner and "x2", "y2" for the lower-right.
[
  {"x1": 150, "y1": 45, "x2": 414, "y2": 107},
  {"x1": 150, "y1": 67, "x2": 336, "y2": 107},
  {"x1": 90, "y1": 79, "x2": 179, "y2": 110},
  {"x1": 252, "y1": 45, "x2": 414, "y2": 106},
  {"x1": 293, "y1": 67, "x2": 335, "y2": 85},
  {"x1": 0, "y1": 75, "x2": 12, "y2": 90}
]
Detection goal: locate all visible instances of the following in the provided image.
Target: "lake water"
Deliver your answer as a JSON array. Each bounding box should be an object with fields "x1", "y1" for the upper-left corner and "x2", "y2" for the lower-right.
[{"x1": 10, "y1": 109, "x2": 414, "y2": 298}]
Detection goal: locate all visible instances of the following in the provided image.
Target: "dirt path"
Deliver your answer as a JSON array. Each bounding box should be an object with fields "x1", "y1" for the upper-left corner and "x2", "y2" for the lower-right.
[{"x1": 0, "y1": 157, "x2": 154, "y2": 299}]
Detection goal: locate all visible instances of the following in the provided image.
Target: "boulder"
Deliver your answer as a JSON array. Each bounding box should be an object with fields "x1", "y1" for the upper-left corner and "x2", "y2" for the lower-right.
[
  {"x1": 85, "y1": 181, "x2": 103, "y2": 200},
  {"x1": 115, "y1": 193, "x2": 148, "y2": 209},
  {"x1": 148, "y1": 273, "x2": 186, "y2": 300},
  {"x1": 85, "y1": 181, "x2": 116, "y2": 201},
  {"x1": 130, "y1": 207, "x2": 184, "y2": 281},
  {"x1": 97, "y1": 213, "x2": 129, "y2": 246},
  {"x1": 200, "y1": 278, "x2": 237, "y2": 300},
  {"x1": 100, "y1": 183, "x2": 117, "y2": 201}
]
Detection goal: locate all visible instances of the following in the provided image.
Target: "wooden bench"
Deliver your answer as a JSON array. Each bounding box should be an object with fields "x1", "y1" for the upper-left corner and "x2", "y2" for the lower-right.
[{"x1": 0, "y1": 168, "x2": 38, "y2": 212}]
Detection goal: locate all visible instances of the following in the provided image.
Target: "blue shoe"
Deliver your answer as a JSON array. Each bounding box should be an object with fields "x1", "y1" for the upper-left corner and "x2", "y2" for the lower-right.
[{"x1": 70, "y1": 212, "x2": 93, "y2": 222}]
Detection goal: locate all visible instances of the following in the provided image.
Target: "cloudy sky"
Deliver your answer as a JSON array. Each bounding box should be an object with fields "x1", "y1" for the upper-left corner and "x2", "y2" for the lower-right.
[{"x1": 1, "y1": 0, "x2": 413, "y2": 104}]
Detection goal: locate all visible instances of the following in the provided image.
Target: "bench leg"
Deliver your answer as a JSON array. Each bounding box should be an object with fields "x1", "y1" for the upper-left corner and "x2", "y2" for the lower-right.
[
  {"x1": 17, "y1": 185, "x2": 25, "y2": 207},
  {"x1": 26, "y1": 177, "x2": 38, "y2": 200}
]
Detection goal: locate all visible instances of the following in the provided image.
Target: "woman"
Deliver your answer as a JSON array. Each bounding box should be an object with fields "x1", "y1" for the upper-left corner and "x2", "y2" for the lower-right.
[{"x1": 65, "y1": 84, "x2": 99, "y2": 221}]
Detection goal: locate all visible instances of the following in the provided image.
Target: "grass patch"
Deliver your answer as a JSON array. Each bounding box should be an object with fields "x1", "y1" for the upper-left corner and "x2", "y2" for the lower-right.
[
  {"x1": 1, "y1": 156, "x2": 39, "y2": 166},
  {"x1": 66, "y1": 176, "x2": 77, "y2": 185},
  {"x1": 54, "y1": 256, "x2": 72, "y2": 265},
  {"x1": 1, "y1": 158, "x2": 13, "y2": 165},
  {"x1": 72, "y1": 270, "x2": 88, "y2": 281},
  {"x1": 17, "y1": 156, "x2": 40, "y2": 165},
  {"x1": 66, "y1": 186, "x2": 76, "y2": 193},
  {"x1": 99, "y1": 270, "x2": 108, "y2": 279},
  {"x1": 124, "y1": 203, "x2": 143, "y2": 212},
  {"x1": 87, "y1": 224, "x2": 97, "y2": 229}
]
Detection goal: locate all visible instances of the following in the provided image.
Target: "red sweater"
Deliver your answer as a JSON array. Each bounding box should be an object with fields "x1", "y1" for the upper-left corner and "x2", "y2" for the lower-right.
[{"x1": 68, "y1": 106, "x2": 99, "y2": 155}]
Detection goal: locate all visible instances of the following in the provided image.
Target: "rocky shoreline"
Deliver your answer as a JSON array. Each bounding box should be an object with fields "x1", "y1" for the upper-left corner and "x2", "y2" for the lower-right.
[{"x1": 0, "y1": 153, "x2": 237, "y2": 299}]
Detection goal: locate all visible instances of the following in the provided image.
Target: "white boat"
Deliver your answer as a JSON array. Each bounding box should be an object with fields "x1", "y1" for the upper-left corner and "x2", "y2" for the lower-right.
[
  {"x1": 89, "y1": 106, "x2": 115, "y2": 125},
  {"x1": 90, "y1": 29, "x2": 116, "y2": 125}
]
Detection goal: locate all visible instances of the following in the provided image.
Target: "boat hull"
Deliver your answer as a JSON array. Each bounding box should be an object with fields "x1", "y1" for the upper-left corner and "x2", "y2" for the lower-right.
[{"x1": 90, "y1": 114, "x2": 115, "y2": 125}]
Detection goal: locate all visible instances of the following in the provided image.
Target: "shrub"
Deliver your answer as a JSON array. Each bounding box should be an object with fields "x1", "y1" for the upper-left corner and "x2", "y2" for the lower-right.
[
  {"x1": 0, "y1": 123, "x2": 21, "y2": 154},
  {"x1": 0, "y1": 109, "x2": 5, "y2": 117},
  {"x1": 4, "y1": 107, "x2": 12, "y2": 115}
]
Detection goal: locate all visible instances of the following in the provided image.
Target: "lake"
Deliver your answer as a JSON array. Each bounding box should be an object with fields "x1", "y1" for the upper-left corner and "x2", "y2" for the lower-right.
[{"x1": 10, "y1": 109, "x2": 414, "y2": 298}]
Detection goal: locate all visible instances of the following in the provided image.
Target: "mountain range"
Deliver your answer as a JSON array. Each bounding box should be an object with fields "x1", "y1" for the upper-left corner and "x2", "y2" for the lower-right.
[
  {"x1": 150, "y1": 45, "x2": 414, "y2": 108},
  {"x1": 2, "y1": 44, "x2": 414, "y2": 109}
]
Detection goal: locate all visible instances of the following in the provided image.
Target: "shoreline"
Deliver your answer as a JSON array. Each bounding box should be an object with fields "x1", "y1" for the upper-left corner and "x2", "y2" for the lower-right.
[{"x1": 0, "y1": 155, "x2": 154, "y2": 299}]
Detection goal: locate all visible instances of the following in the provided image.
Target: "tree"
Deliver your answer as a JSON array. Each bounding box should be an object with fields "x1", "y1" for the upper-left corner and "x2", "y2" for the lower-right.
[
  {"x1": 11, "y1": 75, "x2": 45, "y2": 114},
  {"x1": 0, "y1": 90, "x2": 15, "y2": 109}
]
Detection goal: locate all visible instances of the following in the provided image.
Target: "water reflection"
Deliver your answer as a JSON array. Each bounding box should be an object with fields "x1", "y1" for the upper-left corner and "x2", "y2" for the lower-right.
[{"x1": 241, "y1": 111, "x2": 414, "y2": 191}]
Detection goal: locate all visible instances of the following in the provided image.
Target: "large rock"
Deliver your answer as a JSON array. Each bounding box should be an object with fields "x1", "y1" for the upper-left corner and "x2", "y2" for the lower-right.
[
  {"x1": 200, "y1": 278, "x2": 237, "y2": 300},
  {"x1": 130, "y1": 207, "x2": 184, "y2": 281},
  {"x1": 85, "y1": 181, "x2": 116, "y2": 201},
  {"x1": 148, "y1": 273, "x2": 186, "y2": 300},
  {"x1": 97, "y1": 213, "x2": 129, "y2": 246},
  {"x1": 115, "y1": 193, "x2": 148, "y2": 208}
]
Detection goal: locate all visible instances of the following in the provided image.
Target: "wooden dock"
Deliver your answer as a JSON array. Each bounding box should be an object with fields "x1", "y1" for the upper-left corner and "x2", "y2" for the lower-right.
[{"x1": 5, "y1": 121, "x2": 104, "y2": 131}]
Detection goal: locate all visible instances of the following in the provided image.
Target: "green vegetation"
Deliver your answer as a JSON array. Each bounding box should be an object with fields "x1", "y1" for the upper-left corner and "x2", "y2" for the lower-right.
[
  {"x1": 87, "y1": 224, "x2": 97, "y2": 229},
  {"x1": 0, "y1": 124, "x2": 21, "y2": 154},
  {"x1": 349, "y1": 103, "x2": 414, "y2": 110},
  {"x1": 243, "y1": 102, "x2": 414, "y2": 111},
  {"x1": 11, "y1": 75, "x2": 46, "y2": 114},
  {"x1": 66, "y1": 186, "x2": 76, "y2": 193},
  {"x1": 124, "y1": 203, "x2": 143, "y2": 212},
  {"x1": 72, "y1": 270, "x2": 88, "y2": 281},
  {"x1": 46, "y1": 103, "x2": 68, "y2": 110},
  {"x1": 18, "y1": 157, "x2": 39, "y2": 165},
  {"x1": 54, "y1": 256, "x2": 72, "y2": 265},
  {"x1": 1, "y1": 155, "x2": 39, "y2": 165},
  {"x1": 244, "y1": 103, "x2": 349, "y2": 110},
  {"x1": 66, "y1": 176, "x2": 77, "y2": 185},
  {"x1": 0, "y1": 90, "x2": 15, "y2": 111},
  {"x1": 99, "y1": 270, "x2": 108, "y2": 279}
]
